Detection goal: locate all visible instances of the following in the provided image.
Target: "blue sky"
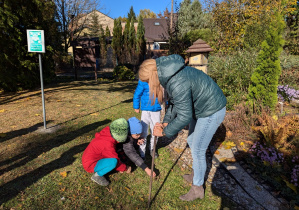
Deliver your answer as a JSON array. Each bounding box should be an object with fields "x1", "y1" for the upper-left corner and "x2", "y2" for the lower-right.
[{"x1": 98, "y1": 0, "x2": 184, "y2": 19}]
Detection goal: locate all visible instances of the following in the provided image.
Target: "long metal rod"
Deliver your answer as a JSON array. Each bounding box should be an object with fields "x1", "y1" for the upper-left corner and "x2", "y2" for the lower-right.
[
  {"x1": 147, "y1": 136, "x2": 158, "y2": 208},
  {"x1": 39, "y1": 53, "x2": 47, "y2": 129}
]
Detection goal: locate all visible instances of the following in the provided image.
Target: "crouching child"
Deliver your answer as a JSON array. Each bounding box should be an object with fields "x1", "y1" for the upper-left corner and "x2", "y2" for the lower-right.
[
  {"x1": 123, "y1": 117, "x2": 156, "y2": 178},
  {"x1": 82, "y1": 118, "x2": 131, "y2": 186}
]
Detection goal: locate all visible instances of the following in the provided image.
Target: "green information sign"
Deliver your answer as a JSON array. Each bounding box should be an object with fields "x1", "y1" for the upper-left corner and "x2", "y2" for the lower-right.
[{"x1": 27, "y1": 30, "x2": 45, "y2": 53}]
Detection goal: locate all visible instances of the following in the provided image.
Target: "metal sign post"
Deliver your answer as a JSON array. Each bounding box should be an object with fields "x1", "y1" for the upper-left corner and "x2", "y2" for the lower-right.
[{"x1": 27, "y1": 29, "x2": 47, "y2": 129}]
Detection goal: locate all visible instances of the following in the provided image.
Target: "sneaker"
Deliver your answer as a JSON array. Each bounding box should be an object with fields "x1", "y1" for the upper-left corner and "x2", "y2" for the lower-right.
[{"x1": 91, "y1": 173, "x2": 109, "y2": 186}]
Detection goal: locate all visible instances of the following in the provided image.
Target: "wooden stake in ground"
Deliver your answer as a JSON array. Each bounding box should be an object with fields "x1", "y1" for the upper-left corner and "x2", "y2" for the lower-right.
[{"x1": 147, "y1": 136, "x2": 158, "y2": 208}]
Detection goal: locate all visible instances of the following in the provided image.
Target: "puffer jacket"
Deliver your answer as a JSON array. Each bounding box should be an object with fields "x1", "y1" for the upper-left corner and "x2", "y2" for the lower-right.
[
  {"x1": 82, "y1": 126, "x2": 127, "y2": 173},
  {"x1": 156, "y1": 54, "x2": 227, "y2": 138},
  {"x1": 133, "y1": 80, "x2": 161, "y2": 111},
  {"x1": 122, "y1": 136, "x2": 148, "y2": 170}
]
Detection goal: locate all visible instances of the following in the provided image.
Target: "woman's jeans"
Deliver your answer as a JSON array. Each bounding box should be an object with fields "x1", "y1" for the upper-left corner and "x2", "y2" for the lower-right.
[{"x1": 187, "y1": 107, "x2": 226, "y2": 186}]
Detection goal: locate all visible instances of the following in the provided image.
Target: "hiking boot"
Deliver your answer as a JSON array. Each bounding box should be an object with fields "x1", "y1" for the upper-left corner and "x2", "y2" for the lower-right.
[
  {"x1": 179, "y1": 185, "x2": 204, "y2": 201},
  {"x1": 182, "y1": 170, "x2": 194, "y2": 184},
  {"x1": 91, "y1": 173, "x2": 109, "y2": 186}
]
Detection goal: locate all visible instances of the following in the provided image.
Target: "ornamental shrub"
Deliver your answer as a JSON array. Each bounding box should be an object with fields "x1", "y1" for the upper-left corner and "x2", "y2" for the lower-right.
[
  {"x1": 248, "y1": 12, "x2": 285, "y2": 110},
  {"x1": 113, "y1": 65, "x2": 135, "y2": 81}
]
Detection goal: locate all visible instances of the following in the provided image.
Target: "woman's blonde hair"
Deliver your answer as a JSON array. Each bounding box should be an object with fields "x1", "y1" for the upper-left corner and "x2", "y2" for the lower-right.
[{"x1": 138, "y1": 59, "x2": 164, "y2": 105}]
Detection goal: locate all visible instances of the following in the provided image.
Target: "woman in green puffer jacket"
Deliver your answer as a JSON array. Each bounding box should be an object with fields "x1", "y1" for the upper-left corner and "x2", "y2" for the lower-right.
[{"x1": 138, "y1": 54, "x2": 227, "y2": 202}]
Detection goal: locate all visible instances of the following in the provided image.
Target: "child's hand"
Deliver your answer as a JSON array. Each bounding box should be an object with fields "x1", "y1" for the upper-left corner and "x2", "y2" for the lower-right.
[
  {"x1": 137, "y1": 139, "x2": 145, "y2": 145},
  {"x1": 134, "y1": 109, "x2": 140, "y2": 113},
  {"x1": 126, "y1": 165, "x2": 132, "y2": 173},
  {"x1": 145, "y1": 167, "x2": 156, "y2": 177}
]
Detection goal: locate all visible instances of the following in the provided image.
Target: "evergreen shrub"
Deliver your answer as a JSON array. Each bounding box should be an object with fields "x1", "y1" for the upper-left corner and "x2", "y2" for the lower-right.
[{"x1": 113, "y1": 65, "x2": 135, "y2": 81}]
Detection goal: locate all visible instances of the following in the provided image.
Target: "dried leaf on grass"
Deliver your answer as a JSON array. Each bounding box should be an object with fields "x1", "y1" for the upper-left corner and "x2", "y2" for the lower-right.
[
  {"x1": 0, "y1": 109, "x2": 5, "y2": 113},
  {"x1": 60, "y1": 171, "x2": 68, "y2": 178},
  {"x1": 90, "y1": 113, "x2": 99, "y2": 116},
  {"x1": 226, "y1": 131, "x2": 233, "y2": 138},
  {"x1": 174, "y1": 148, "x2": 184, "y2": 153}
]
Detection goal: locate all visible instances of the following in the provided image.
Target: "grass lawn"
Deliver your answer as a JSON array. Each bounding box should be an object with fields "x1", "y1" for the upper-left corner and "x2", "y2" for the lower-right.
[{"x1": 0, "y1": 80, "x2": 235, "y2": 209}]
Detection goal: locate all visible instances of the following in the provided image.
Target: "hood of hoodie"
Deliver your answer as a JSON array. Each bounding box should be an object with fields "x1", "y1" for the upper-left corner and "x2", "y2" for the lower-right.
[
  {"x1": 94, "y1": 126, "x2": 117, "y2": 145},
  {"x1": 156, "y1": 54, "x2": 185, "y2": 88}
]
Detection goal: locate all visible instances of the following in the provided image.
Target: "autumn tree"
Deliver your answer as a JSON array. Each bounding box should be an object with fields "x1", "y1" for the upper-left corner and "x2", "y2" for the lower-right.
[
  {"x1": 138, "y1": 9, "x2": 157, "y2": 19},
  {"x1": 157, "y1": 8, "x2": 170, "y2": 19},
  {"x1": 53, "y1": 0, "x2": 98, "y2": 53},
  {"x1": 248, "y1": 12, "x2": 285, "y2": 110},
  {"x1": 208, "y1": 0, "x2": 297, "y2": 52}
]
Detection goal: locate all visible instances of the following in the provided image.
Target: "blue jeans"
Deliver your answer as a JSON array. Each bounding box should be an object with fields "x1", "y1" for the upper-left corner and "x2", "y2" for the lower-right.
[
  {"x1": 187, "y1": 107, "x2": 226, "y2": 186},
  {"x1": 94, "y1": 158, "x2": 117, "y2": 176}
]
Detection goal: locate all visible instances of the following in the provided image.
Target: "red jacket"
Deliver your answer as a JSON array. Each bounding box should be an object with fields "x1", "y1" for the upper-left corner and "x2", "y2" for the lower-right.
[{"x1": 82, "y1": 126, "x2": 127, "y2": 173}]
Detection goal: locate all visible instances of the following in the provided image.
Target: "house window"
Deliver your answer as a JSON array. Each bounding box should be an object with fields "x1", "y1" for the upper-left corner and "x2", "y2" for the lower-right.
[{"x1": 154, "y1": 22, "x2": 160, "y2": 26}]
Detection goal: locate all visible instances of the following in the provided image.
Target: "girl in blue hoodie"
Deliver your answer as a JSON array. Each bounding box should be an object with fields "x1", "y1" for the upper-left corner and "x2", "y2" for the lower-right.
[{"x1": 133, "y1": 79, "x2": 162, "y2": 158}]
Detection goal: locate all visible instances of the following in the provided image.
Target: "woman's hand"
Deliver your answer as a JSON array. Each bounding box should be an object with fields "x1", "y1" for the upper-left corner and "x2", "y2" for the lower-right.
[
  {"x1": 134, "y1": 109, "x2": 140, "y2": 113},
  {"x1": 153, "y1": 122, "x2": 164, "y2": 137},
  {"x1": 145, "y1": 167, "x2": 156, "y2": 177}
]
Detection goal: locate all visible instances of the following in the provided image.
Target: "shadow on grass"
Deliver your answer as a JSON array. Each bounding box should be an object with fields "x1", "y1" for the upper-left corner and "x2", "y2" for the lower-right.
[
  {"x1": 57, "y1": 98, "x2": 133, "y2": 127},
  {"x1": 0, "y1": 143, "x2": 89, "y2": 204},
  {"x1": 107, "y1": 82, "x2": 137, "y2": 94},
  {"x1": 0, "y1": 80, "x2": 137, "y2": 106},
  {"x1": 149, "y1": 145, "x2": 188, "y2": 208},
  {"x1": 0, "y1": 121, "x2": 53, "y2": 143},
  {"x1": 0, "y1": 120, "x2": 110, "y2": 177},
  {"x1": 1, "y1": 97, "x2": 132, "y2": 143}
]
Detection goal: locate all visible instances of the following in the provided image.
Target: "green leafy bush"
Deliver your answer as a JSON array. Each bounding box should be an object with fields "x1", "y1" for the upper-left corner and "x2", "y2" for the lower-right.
[
  {"x1": 113, "y1": 65, "x2": 135, "y2": 81},
  {"x1": 209, "y1": 50, "x2": 257, "y2": 110}
]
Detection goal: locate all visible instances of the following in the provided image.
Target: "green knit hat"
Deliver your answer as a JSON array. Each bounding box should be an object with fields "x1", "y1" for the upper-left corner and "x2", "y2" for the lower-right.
[{"x1": 109, "y1": 118, "x2": 129, "y2": 143}]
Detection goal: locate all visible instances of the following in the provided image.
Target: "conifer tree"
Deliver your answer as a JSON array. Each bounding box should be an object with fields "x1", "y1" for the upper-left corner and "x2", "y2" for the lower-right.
[
  {"x1": 123, "y1": 18, "x2": 131, "y2": 63},
  {"x1": 189, "y1": 0, "x2": 203, "y2": 29},
  {"x1": 177, "y1": 0, "x2": 192, "y2": 37},
  {"x1": 136, "y1": 15, "x2": 146, "y2": 58},
  {"x1": 112, "y1": 18, "x2": 124, "y2": 64},
  {"x1": 99, "y1": 27, "x2": 106, "y2": 65},
  {"x1": 105, "y1": 25, "x2": 111, "y2": 37},
  {"x1": 128, "y1": 6, "x2": 137, "y2": 22},
  {"x1": 248, "y1": 12, "x2": 285, "y2": 110},
  {"x1": 89, "y1": 11, "x2": 101, "y2": 37},
  {"x1": 129, "y1": 18, "x2": 136, "y2": 54}
]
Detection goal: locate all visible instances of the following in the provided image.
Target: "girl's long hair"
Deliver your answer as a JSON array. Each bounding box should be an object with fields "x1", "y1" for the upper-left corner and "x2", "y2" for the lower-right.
[{"x1": 138, "y1": 59, "x2": 164, "y2": 105}]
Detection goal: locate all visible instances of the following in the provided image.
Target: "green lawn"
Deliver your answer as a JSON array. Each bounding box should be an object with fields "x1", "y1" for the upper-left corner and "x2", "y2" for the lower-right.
[{"x1": 0, "y1": 80, "x2": 235, "y2": 209}]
